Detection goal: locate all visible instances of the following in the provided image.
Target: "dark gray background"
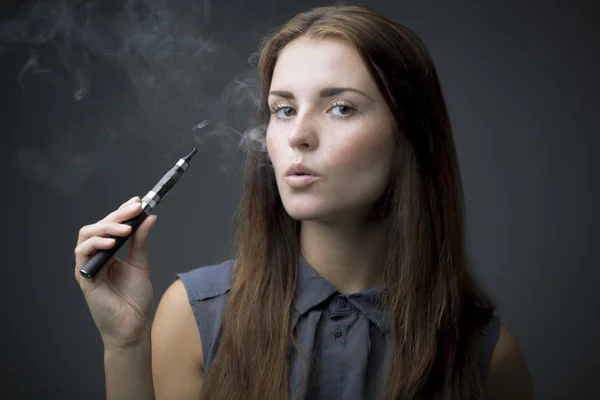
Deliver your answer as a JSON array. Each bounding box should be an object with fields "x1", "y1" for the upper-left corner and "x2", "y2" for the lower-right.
[{"x1": 1, "y1": 0, "x2": 598, "y2": 399}]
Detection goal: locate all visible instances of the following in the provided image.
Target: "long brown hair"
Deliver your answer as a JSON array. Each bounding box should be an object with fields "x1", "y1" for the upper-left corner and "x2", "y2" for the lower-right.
[{"x1": 201, "y1": 5, "x2": 495, "y2": 399}]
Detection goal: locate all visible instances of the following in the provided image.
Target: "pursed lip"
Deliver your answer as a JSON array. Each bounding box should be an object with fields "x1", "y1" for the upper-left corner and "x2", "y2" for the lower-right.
[{"x1": 284, "y1": 163, "x2": 319, "y2": 177}]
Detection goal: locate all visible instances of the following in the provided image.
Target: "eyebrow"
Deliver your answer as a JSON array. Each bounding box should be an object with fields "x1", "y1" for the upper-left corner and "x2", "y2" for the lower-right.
[{"x1": 269, "y1": 87, "x2": 371, "y2": 100}]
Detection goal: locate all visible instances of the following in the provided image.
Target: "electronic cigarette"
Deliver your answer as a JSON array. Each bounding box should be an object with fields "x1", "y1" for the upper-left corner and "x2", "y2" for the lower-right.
[{"x1": 79, "y1": 148, "x2": 198, "y2": 279}]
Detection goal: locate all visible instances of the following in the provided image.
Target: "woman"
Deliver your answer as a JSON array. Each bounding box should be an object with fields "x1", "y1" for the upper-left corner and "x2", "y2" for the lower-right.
[{"x1": 74, "y1": 5, "x2": 533, "y2": 400}]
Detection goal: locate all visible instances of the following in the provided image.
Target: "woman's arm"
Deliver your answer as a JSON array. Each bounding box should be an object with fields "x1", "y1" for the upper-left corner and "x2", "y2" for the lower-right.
[
  {"x1": 104, "y1": 337, "x2": 155, "y2": 400},
  {"x1": 151, "y1": 279, "x2": 205, "y2": 399},
  {"x1": 103, "y1": 279, "x2": 204, "y2": 400},
  {"x1": 482, "y1": 324, "x2": 534, "y2": 400}
]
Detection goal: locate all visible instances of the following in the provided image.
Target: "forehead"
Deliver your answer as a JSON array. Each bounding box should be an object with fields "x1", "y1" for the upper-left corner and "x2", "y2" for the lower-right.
[{"x1": 270, "y1": 36, "x2": 373, "y2": 92}]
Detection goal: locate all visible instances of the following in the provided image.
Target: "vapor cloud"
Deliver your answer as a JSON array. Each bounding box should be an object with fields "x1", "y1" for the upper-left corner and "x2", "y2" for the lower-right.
[{"x1": 2, "y1": 0, "x2": 268, "y2": 194}]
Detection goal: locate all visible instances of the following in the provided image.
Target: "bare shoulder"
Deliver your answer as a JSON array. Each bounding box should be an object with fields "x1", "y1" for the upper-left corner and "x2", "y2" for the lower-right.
[
  {"x1": 151, "y1": 279, "x2": 204, "y2": 400},
  {"x1": 482, "y1": 323, "x2": 534, "y2": 400}
]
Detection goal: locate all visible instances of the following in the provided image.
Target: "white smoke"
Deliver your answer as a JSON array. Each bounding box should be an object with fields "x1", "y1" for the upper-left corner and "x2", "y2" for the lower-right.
[{"x1": 1, "y1": 0, "x2": 269, "y2": 194}]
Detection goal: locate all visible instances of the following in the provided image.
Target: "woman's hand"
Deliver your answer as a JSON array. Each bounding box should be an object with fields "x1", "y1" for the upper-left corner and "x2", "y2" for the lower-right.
[{"x1": 74, "y1": 196, "x2": 158, "y2": 349}]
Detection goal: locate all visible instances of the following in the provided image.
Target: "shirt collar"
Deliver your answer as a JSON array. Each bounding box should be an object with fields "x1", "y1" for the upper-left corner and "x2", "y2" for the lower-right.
[{"x1": 293, "y1": 254, "x2": 388, "y2": 333}]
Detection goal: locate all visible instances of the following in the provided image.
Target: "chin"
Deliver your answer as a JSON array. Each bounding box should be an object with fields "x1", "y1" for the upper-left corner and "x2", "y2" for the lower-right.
[
  {"x1": 281, "y1": 197, "x2": 354, "y2": 224},
  {"x1": 280, "y1": 197, "x2": 331, "y2": 221},
  {"x1": 284, "y1": 206, "x2": 327, "y2": 222},
  {"x1": 280, "y1": 193, "x2": 382, "y2": 224}
]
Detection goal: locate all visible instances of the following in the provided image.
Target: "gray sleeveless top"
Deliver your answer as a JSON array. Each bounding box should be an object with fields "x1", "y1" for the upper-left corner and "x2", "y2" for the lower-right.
[{"x1": 176, "y1": 256, "x2": 501, "y2": 399}]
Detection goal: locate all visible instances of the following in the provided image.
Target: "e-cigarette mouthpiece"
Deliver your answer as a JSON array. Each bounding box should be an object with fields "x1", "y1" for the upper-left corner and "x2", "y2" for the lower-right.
[{"x1": 183, "y1": 148, "x2": 198, "y2": 164}]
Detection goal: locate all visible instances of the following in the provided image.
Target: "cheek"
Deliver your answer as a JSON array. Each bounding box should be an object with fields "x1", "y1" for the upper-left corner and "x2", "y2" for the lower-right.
[
  {"x1": 265, "y1": 130, "x2": 279, "y2": 166},
  {"x1": 332, "y1": 126, "x2": 394, "y2": 177}
]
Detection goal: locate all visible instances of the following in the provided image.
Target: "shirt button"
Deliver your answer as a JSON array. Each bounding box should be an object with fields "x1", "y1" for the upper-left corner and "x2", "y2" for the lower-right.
[
  {"x1": 335, "y1": 297, "x2": 348, "y2": 308},
  {"x1": 333, "y1": 327, "x2": 343, "y2": 338}
]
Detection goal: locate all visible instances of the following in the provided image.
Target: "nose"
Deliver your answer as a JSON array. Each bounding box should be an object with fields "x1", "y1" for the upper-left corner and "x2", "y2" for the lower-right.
[{"x1": 287, "y1": 112, "x2": 319, "y2": 151}]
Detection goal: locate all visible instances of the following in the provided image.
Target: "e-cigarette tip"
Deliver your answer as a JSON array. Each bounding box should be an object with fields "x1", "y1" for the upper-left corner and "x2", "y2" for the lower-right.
[
  {"x1": 183, "y1": 147, "x2": 198, "y2": 164},
  {"x1": 183, "y1": 148, "x2": 198, "y2": 163}
]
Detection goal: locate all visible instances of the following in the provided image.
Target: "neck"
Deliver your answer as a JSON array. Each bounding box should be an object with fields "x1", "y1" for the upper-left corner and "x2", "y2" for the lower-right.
[{"x1": 299, "y1": 215, "x2": 386, "y2": 294}]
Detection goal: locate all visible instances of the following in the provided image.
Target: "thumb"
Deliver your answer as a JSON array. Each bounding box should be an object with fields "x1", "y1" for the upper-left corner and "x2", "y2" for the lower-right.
[{"x1": 127, "y1": 214, "x2": 158, "y2": 270}]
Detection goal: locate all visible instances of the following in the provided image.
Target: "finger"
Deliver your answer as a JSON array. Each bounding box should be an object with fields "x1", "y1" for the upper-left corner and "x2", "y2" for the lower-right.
[
  {"x1": 126, "y1": 214, "x2": 158, "y2": 270},
  {"x1": 101, "y1": 201, "x2": 143, "y2": 224},
  {"x1": 74, "y1": 236, "x2": 117, "y2": 271},
  {"x1": 77, "y1": 222, "x2": 133, "y2": 245},
  {"x1": 118, "y1": 196, "x2": 141, "y2": 210}
]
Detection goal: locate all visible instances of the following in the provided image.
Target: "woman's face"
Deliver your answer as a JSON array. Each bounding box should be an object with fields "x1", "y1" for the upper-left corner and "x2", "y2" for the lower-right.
[{"x1": 266, "y1": 36, "x2": 396, "y2": 223}]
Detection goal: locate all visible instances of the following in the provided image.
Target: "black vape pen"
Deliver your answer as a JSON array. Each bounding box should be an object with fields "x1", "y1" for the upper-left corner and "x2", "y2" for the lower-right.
[{"x1": 79, "y1": 148, "x2": 198, "y2": 279}]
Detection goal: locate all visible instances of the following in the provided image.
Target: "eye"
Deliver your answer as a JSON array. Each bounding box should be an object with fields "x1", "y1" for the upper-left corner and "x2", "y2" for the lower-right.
[
  {"x1": 276, "y1": 107, "x2": 296, "y2": 119},
  {"x1": 270, "y1": 103, "x2": 296, "y2": 120},
  {"x1": 331, "y1": 102, "x2": 356, "y2": 118},
  {"x1": 332, "y1": 106, "x2": 354, "y2": 116}
]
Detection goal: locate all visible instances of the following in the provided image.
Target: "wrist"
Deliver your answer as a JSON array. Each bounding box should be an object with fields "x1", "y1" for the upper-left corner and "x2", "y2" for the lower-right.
[{"x1": 103, "y1": 329, "x2": 152, "y2": 352}]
